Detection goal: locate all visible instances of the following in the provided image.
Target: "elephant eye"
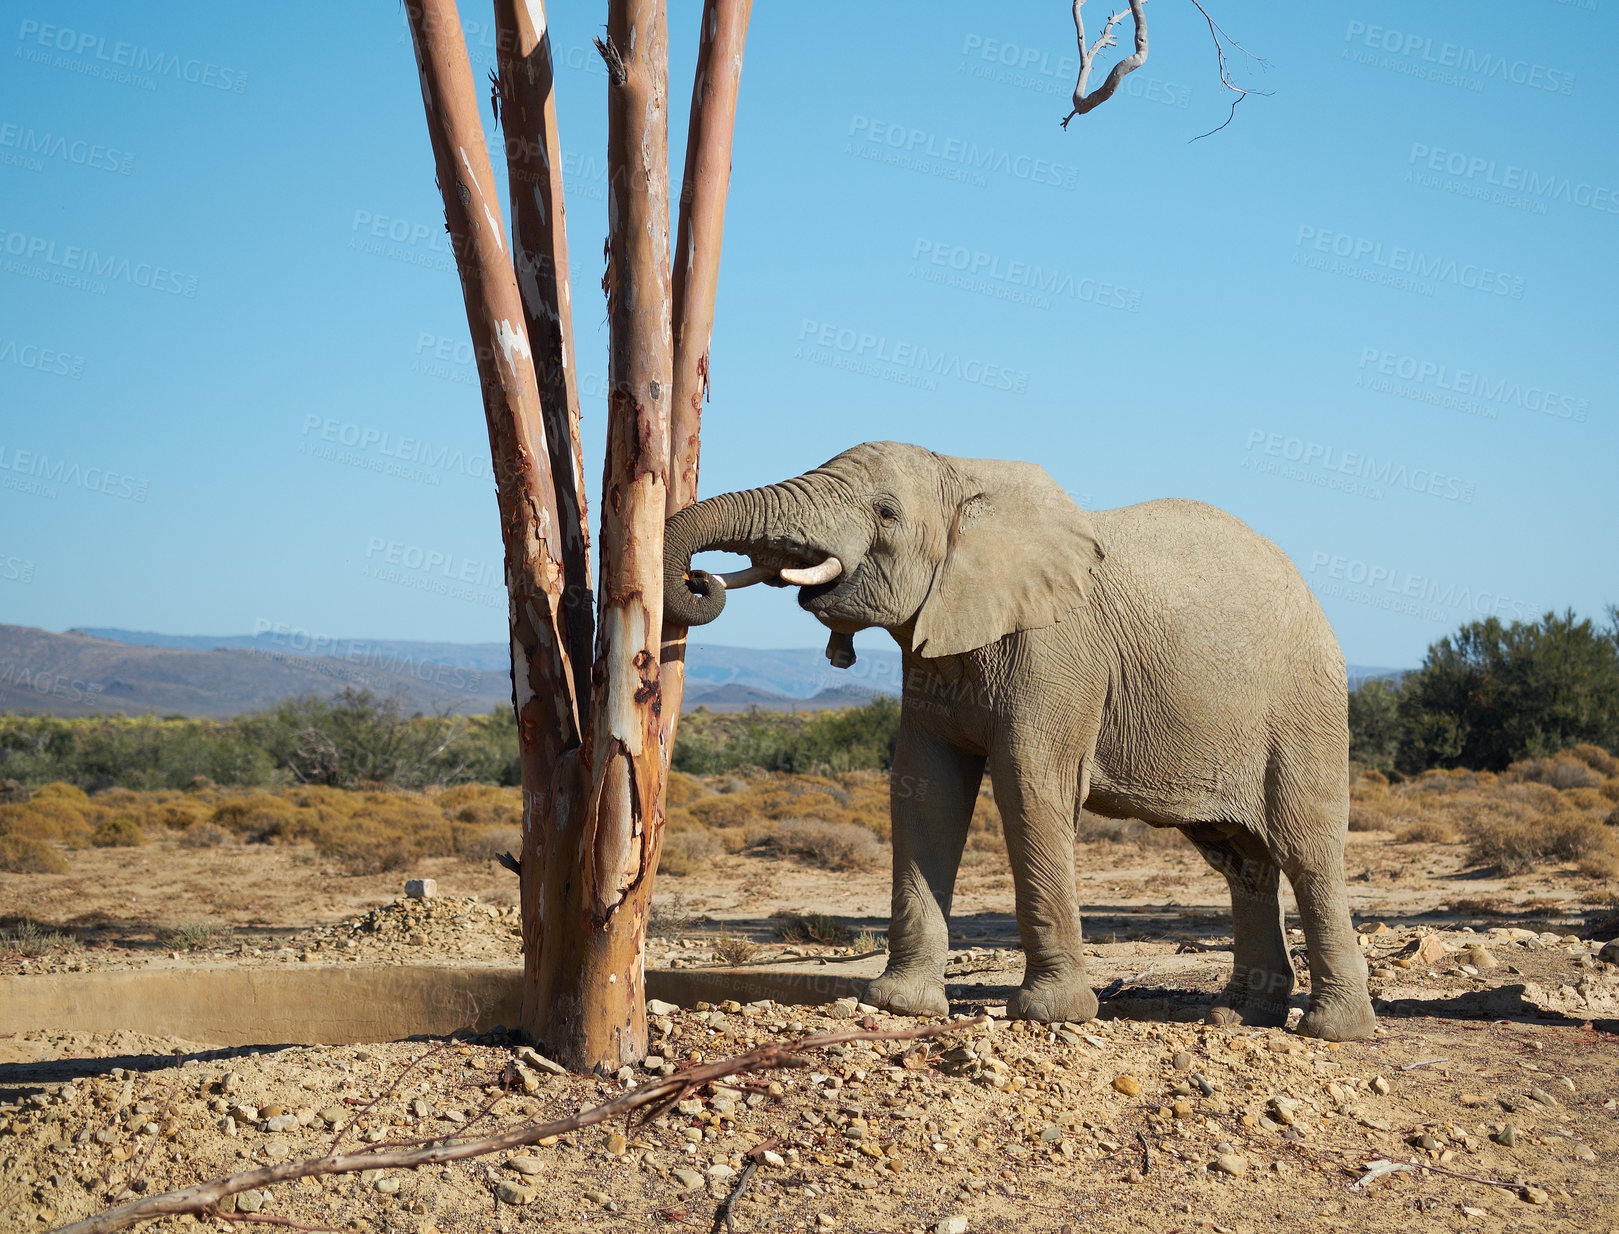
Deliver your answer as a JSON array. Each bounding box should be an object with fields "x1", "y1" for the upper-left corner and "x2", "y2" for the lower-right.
[{"x1": 876, "y1": 500, "x2": 900, "y2": 523}]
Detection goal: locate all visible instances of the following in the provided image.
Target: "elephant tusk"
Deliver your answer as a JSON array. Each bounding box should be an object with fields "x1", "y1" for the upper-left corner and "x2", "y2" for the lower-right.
[
  {"x1": 780, "y1": 556, "x2": 843, "y2": 586},
  {"x1": 708, "y1": 564, "x2": 778, "y2": 590}
]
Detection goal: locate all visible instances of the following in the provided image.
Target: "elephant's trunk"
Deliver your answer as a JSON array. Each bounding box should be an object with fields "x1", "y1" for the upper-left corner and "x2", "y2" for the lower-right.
[
  {"x1": 662, "y1": 482, "x2": 845, "y2": 628},
  {"x1": 662, "y1": 486, "x2": 776, "y2": 628}
]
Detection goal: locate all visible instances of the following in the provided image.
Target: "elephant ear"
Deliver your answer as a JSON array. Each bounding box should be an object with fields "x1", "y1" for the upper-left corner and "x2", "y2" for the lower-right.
[{"x1": 913, "y1": 458, "x2": 1104, "y2": 659}]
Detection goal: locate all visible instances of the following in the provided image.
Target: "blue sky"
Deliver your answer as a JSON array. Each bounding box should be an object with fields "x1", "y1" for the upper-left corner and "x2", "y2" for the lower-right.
[{"x1": 1, "y1": 0, "x2": 1615, "y2": 669}]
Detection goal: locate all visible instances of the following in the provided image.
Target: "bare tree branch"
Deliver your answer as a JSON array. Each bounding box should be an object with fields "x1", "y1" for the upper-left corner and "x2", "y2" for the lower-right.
[
  {"x1": 1185, "y1": 0, "x2": 1271, "y2": 142},
  {"x1": 1061, "y1": 0, "x2": 1148, "y2": 128},
  {"x1": 48, "y1": 1020, "x2": 981, "y2": 1234},
  {"x1": 660, "y1": 0, "x2": 754, "y2": 752}
]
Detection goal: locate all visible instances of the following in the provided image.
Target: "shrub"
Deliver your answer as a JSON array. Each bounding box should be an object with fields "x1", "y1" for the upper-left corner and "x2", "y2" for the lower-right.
[
  {"x1": 461, "y1": 826, "x2": 521, "y2": 866},
  {"x1": 165, "y1": 920, "x2": 234, "y2": 951},
  {"x1": 1395, "y1": 818, "x2": 1460, "y2": 844},
  {"x1": 1568, "y1": 743, "x2": 1619, "y2": 777},
  {"x1": 659, "y1": 828, "x2": 719, "y2": 876},
  {"x1": 1467, "y1": 814, "x2": 1618, "y2": 875},
  {"x1": 711, "y1": 932, "x2": 760, "y2": 966},
  {"x1": 32, "y1": 782, "x2": 90, "y2": 805},
  {"x1": 771, "y1": 911, "x2": 851, "y2": 946},
  {"x1": 1513, "y1": 754, "x2": 1605, "y2": 790},
  {"x1": 316, "y1": 819, "x2": 420, "y2": 875},
  {"x1": 1347, "y1": 805, "x2": 1390, "y2": 832},
  {"x1": 90, "y1": 816, "x2": 146, "y2": 847},
  {"x1": 0, "y1": 835, "x2": 69, "y2": 873},
  {"x1": 754, "y1": 819, "x2": 883, "y2": 871},
  {"x1": 212, "y1": 794, "x2": 300, "y2": 841},
  {"x1": 666, "y1": 772, "x2": 703, "y2": 808},
  {"x1": 0, "y1": 919, "x2": 79, "y2": 957},
  {"x1": 179, "y1": 823, "x2": 230, "y2": 849},
  {"x1": 0, "y1": 800, "x2": 88, "y2": 843}
]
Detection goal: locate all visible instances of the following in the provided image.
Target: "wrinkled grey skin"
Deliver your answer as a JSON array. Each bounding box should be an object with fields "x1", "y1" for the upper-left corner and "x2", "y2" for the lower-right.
[{"x1": 664, "y1": 441, "x2": 1375, "y2": 1041}]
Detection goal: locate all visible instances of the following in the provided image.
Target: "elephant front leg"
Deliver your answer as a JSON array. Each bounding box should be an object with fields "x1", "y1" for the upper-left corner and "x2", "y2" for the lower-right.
[
  {"x1": 991, "y1": 748, "x2": 1098, "y2": 1024},
  {"x1": 864, "y1": 730, "x2": 984, "y2": 1018}
]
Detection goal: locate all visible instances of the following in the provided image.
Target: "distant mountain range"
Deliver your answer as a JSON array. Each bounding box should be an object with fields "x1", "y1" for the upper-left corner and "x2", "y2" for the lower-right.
[
  {"x1": 0, "y1": 625, "x2": 898, "y2": 718},
  {"x1": 0, "y1": 624, "x2": 1404, "y2": 719}
]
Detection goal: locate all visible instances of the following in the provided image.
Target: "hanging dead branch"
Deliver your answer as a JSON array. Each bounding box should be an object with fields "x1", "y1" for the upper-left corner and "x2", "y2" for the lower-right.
[
  {"x1": 1185, "y1": 0, "x2": 1270, "y2": 140},
  {"x1": 48, "y1": 1020, "x2": 982, "y2": 1234},
  {"x1": 1061, "y1": 0, "x2": 1148, "y2": 128}
]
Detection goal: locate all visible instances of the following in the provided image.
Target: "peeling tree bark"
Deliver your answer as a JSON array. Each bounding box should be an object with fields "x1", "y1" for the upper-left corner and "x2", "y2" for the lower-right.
[
  {"x1": 409, "y1": 0, "x2": 746, "y2": 1072},
  {"x1": 660, "y1": 0, "x2": 753, "y2": 747},
  {"x1": 522, "y1": 0, "x2": 676, "y2": 1070},
  {"x1": 402, "y1": 0, "x2": 582, "y2": 895}
]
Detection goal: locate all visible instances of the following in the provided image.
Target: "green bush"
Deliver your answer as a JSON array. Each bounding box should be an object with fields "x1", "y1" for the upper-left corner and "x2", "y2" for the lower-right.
[{"x1": 90, "y1": 816, "x2": 146, "y2": 847}]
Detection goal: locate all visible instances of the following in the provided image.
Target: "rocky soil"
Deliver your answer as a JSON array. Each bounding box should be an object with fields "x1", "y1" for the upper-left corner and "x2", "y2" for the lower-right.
[{"x1": 3, "y1": 827, "x2": 1617, "y2": 1232}]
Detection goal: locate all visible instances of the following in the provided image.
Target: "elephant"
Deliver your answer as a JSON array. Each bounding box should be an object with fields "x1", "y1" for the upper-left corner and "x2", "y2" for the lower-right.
[{"x1": 663, "y1": 441, "x2": 1376, "y2": 1041}]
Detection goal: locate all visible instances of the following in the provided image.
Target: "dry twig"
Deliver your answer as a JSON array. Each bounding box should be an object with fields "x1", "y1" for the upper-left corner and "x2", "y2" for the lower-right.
[
  {"x1": 1061, "y1": 0, "x2": 1148, "y2": 127},
  {"x1": 50, "y1": 1019, "x2": 981, "y2": 1234}
]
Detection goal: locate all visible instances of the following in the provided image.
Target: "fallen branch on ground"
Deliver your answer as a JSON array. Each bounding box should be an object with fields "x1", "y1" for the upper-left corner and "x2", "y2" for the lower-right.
[{"x1": 49, "y1": 1019, "x2": 983, "y2": 1234}]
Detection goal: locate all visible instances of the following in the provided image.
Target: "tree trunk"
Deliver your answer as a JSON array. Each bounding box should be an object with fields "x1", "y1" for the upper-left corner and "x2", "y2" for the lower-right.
[
  {"x1": 408, "y1": 0, "x2": 748, "y2": 1072},
  {"x1": 661, "y1": 0, "x2": 754, "y2": 747}
]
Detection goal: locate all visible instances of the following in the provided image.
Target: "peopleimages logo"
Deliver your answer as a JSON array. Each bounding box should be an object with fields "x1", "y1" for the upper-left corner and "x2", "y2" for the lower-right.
[
  {"x1": 1294, "y1": 226, "x2": 1524, "y2": 299},
  {"x1": 847, "y1": 116, "x2": 1079, "y2": 190},
  {"x1": 1243, "y1": 430, "x2": 1475, "y2": 504},
  {"x1": 1356, "y1": 348, "x2": 1589, "y2": 423},
  {"x1": 795, "y1": 319, "x2": 1029, "y2": 394},
  {"x1": 0, "y1": 121, "x2": 135, "y2": 174},
  {"x1": 1307, "y1": 552, "x2": 1532, "y2": 625},
  {"x1": 1343, "y1": 21, "x2": 1575, "y2": 94},
  {"x1": 1407, "y1": 143, "x2": 1619, "y2": 215},
  {"x1": 15, "y1": 19, "x2": 249, "y2": 93},
  {"x1": 0, "y1": 228, "x2": 199, "y2": 297},
  {"x1": 910, "y1": 239, "x2": 1143, "y2": 313}
]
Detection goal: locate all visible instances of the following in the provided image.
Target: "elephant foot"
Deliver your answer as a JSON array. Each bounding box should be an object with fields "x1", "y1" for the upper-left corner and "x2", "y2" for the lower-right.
[
  {"x1": 1008, "y1": 976, "x2": 1098, "y2": 1024},
  {"x1": 1297, "y1": 986, "x2": 1376, "y2": 1042},
  {"x1": 865, "y1": 968, "x2": 948, "y2": 1018}
]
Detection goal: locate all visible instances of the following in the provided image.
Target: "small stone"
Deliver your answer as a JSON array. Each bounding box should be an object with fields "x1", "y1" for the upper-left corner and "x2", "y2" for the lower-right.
[
  {"x1": 496, "y1": 1181, "x2": 534, "y2": 1205},
  {"x1": 1172, "y1": 1099, "x2": 1193, "y2": 1119},
  {"x1": 582, "y1": 1190, "x2": 610, "y2": 1205},
  {"x1": 236, "y1": 1191, "x2": 266, "y2": 1214},
  {"x1": 261, "y1": 1105, "x2": 284, "y2": 1119},
  {"x1": 829, "y1": 997, "x2": 860, "y2": 1020},
  {"x1": 1112, "y1": 1075, "x2": 1142, "y2": 1097},
  {"x1": 1414, "y1": 933, "x2": 1450, "y2": 964},
  {"x1": 1493, "y1": 1124, "x2": 1520, "y2": 1148},
  {"x1": 264, "y1": 1115, "x2": 298, "y2": 1133},
  {"x1": 374, "y1": 1177, "x2": 400, "y2": 1194},
  {"x1": 1039, "y1": 1124, "x2": 1063, "y2": 1142},
  {"x1": 1213, "y1": 1153, "x2": 1247, "y2": 1176},
  {"x1": 1465, "y1": 945, "x2": 1499, "y2": 972},
  {"x1": 1171, "y1": 1050, "x2": 1193, "y2": 1071},
  {"x1": 320, "y1": 1105, "x2": 349, "y2": 1128},
  {"x1": 648, "y1": 999, "x2": 679, "y2": 1016},
  {"x1": 264, "y1": 1139, "x2": 291, "y2": 1162},
  {"x1": 410, "y1": 1098, "x2": 430, "y2": 1119},
  {"x1": 516, "y1": 1047, "x2": 566, "y2": 1076},
  {"x1": 605, "y1": 1131, "x2": 627, "y2": 1156},
  {"x1": 1521, "y1": 1186, "x2": 1550, "y2": 1205},
  {"x1": 1597, "y1": 939, "x2": 1619, "y2": 965},
  {"x1": 1575, "y1": 1143, "x2": 1596, "y2": 1162},
  {"x1": 1527, "y1": 1087, "x2": 1558, "y2": 1107},
  {"x1": 1269, "y1": 1097, "x2": 1300, "y2": 1126},
  {"x1": 762, "y1": 1150, "x2": 785, "y2": 1167},
  {"x1": 935, "y1": 1217, "x2": 969, "y2": 1234},
  {"x1": 405, "y1": 879, "x2": 437, "y2": 899},
  {"x1": 673, "y1": 1167, "x2": 705, "y2": 1190},
  {"x1": 506, "y1": 1156, "x2": 545, "y2": 1175},
  {"x1": 1370, "y1": 1076, "x2": 1391, "y2": 1096}
]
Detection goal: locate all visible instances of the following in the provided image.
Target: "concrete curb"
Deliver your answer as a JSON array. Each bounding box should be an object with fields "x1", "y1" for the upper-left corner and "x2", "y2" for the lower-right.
[{"x1": 0, "y1": 963, "x2": 873, "y2": 1048}]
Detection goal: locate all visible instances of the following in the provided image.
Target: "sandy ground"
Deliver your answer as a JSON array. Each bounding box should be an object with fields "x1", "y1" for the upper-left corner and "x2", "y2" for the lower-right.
[{"x1": 2, "y1": 828, "x2": 1617, "y2": 1233}]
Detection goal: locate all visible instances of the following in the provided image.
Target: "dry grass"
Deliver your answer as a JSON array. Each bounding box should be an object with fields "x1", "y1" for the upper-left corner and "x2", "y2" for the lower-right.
[
  {"x1": 0, "y1": 835, "x2": 69, "y2": 873},
  {"x1": 752, "y1": 819, "x2": 884, "y2": 871},
  {"x1": 771, "y1": 911, "x2": 852, "y2": 946},
  {"x1": 711, "y1": 932, "x2": 760, "y2": 966},
  {"x1": 1347, "y1": 748, "x2": 1619, "y2": 874}
]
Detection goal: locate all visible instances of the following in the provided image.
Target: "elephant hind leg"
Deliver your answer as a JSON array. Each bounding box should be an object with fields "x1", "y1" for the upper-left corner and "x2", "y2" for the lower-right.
[
  {"x1": 1266, "y1": 766, "x2": 1376, "y2": 1042},
  {"x1": 1184, "y1": 823, "x2": 1294, "y2": 1029}
]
